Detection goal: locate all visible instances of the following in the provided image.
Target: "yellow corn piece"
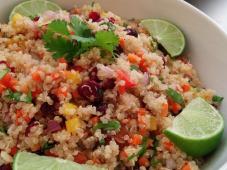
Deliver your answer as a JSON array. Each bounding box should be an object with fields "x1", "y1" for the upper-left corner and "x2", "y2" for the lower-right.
[
  {"x1": 66, "y1": 117, "x2": 80, "y2": 133},
  {"x1": 66, "y1": 71, "x2": 81, "y2": 85},
  {"x1": 11, "y1": 13, "x2": 23, "y2": 26},
  {"x1": 62, "y1": 103, "x2": 77, "y2": 116},
  {"x1": 150, "y1": 116, "x2": 157, "y2": 131}
]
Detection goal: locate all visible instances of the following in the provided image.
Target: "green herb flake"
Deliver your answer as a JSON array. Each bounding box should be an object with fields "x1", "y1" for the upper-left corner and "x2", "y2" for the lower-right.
[
  {"x1": 99, "y1": 138, "x2": 105, "y2": 145},
  {"x1": 128, "y1": 136, "x2": 148, "y2": 161},
  {"x1": 0, "y1": 68, "x2": 10, "y2": 79},
  {"x1": 166, "y1": 88, "x2": 184, "y2": 105},
  {"x1": 93, "y1": 120, "x2": 121, "y2": 131},
  {"x1": 130, "y1": 65, "x2": 139, "y2": 71},
  {"x1": 212, "y1": 95, "x2": 224, "y2": 104},
  {"x1": 100, "y1": 22, "x2": 116, "y2": 31},
  {"x1": 41, "y1": 141, "x2": 55, "y2": 152},
  {"x1": 5, "y1": 89, "x2": 32, "y2": 103},
  {"x1": 151, "y1": 158, "x2": 160, "y2": 167}
]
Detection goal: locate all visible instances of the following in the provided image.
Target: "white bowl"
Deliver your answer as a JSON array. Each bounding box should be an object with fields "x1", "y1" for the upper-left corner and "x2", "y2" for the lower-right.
[{"x1": 0, "y1": 0, "x2": 226, "y2": 169}]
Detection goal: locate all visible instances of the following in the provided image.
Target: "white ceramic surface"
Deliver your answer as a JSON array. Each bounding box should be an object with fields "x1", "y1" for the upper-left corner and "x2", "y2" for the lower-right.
[{"x1": 0, "y1": 0, "x2": 227, "y2": 169}]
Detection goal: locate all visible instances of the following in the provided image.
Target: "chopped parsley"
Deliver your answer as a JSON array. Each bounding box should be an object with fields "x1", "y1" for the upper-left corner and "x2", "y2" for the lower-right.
[
  {"x1": 5, "y1": 89, "x2": 32, "y2": 103},
  {"x1": 93, "y1": 120, "x2": 121, "y2": 131},
  {"x1": 130, "y1": 65, "x2": 139, "y2": 71},
  {"x1": 41, "y1": 141, "x2": 55, "y2": 152},
  {"x1": 128, "y1": 137, "x2": 148, "y2": 160},
  {"x1": 43, "y1": 16, "x2": 119, "y2": 62},
  {"x1": 212, "y1": 95, "x2": 224, "y2": 104},
  {"x1": 99, "y1": 138, "x2": 106, "y2": 145},
  {"x1": 166, "y1": 88, "x2": 184, "y2": 105}
]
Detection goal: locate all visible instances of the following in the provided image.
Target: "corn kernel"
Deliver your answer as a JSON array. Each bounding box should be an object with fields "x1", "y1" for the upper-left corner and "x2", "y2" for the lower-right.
[
  {"x1": 62, "y1": 103, "x2": 77, "y2": 116},
  {"x1": 66, "y1": 117, "x2": 80, "y2": 133},
  {"x1": 150, "y1": 116, "x2": 157, "y2": 131},
  {"x1": 11, "y1": 13, "x2": 23, "y2": 26},
  {"x1": 66, "y1": 71, "x2": 81, "y2": 85}
]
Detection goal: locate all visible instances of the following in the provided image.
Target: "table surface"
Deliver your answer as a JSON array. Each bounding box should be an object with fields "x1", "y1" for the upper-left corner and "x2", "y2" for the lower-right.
[{"x1": 187, "y1": 0, "x2": 227, "y2": 31}]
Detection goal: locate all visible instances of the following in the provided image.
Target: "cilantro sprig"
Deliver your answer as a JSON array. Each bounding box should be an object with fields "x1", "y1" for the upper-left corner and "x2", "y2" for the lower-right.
[
  {"x1": 43, "y1": 16, "x2": 119, "y2": 61},
  {"x1": 5, "y1": 89, "x2": 32, "y2": 103}
]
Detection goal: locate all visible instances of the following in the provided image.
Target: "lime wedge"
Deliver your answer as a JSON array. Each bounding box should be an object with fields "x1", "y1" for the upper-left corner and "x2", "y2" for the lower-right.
[
  {"x1": 140, "y1": 19, "x2": 185, "y2": 57},
  {"x1": 164, "y1": 97, "x2": 224, "y2": 157},
  {"x1": 9, "y1": 0, "x2": 61, "y2": 21},
  {"x1": 13, "y1": 152, "x2": 106, "y2": 170}
]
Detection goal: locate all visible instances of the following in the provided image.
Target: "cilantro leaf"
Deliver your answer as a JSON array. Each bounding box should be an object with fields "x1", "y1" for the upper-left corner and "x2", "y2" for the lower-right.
[
  {"x1": 71, "y1": 16, "x2": 92, "y2": 37},
  {"x1": 95, "y1": 31, "x2": 119, "y2": 53},
  {"x1": 5, "y1": 89, "x2": 32, "y2": 103},
  {"x1": 93, "y1": 120, "x2": 121, "y2": 131},
  {"x1": 43, "y1": 30, "x2": 76, "y2": 60},
  {"x1": 212, "y1": 95, "x2": 224, "y2": 104},
  {"x1": 47, "y1": 20, "x2": 70, "y2": 36}
]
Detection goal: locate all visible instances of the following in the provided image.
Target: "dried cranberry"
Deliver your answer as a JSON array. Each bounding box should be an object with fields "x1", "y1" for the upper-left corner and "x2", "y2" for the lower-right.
[
  {"x1": 40, "y1": 102, "x2": 56, "y2": 115},
  {"x1": 114, "y1": 126, "x2": 129, "y2": 147},
  {"x1": 33, "y1": 16, "x2": 40, "y2": 22},
  {"x1": 78, "y1": 80, "x2": 103, "y2": 103},
  {"x1": 0, "y1": 61, "x2": 15, "y2": 72},
  {"x1": 88, "y1": 11, "x2": 100, "y2": 22},
  {"x1": 124, "y1": 28, "x2": 138, "y2": 37},
  {"x1": 0, "y1": 164, "x2": 12, "y2": 170},
  {"x1": 97, "y1": 103, "x2": 108, "y2": 114},
  {"x1": 25, "y1": 121, "x2": 39, "y2": 136},
  {"x1": 46, "y1": 120, "x2": 62, "y2": 133},
  {"x1": 114, "y1": 45, "x2": 123, "y2": 56},
  {"x1": 102, "y1": 78, "x2": 115, "y2": 90},
  {"x1": 108, "y1": 17, "x2": 115, "y2": 23},
  {"x1": 89, "y1": 67, "x2": 99, "y2": 82}
]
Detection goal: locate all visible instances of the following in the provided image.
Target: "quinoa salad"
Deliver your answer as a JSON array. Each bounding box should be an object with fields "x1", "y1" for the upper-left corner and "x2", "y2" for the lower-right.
[{"x1": 0, "y1": 2, "x2": 224, "y2": 170}]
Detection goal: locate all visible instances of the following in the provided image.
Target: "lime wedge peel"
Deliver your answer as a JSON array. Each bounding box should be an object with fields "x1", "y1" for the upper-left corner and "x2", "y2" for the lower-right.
[
  {"x1": 140, "y1": 19, "x2": 185, "y2": 58},
  {"x1": 164, "y1": 97, "x2": 224, "y2": 157},
  {"x1": 13, "y1": 152, "x2": 106, "y2": 170},
  {"x1": 9, "y1": 0, "x2": 62, "y2": 21}
]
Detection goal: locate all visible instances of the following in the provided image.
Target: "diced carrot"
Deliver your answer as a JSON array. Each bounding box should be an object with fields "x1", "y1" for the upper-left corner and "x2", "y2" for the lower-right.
[
  {"x1": 0, "y1": 84, "x2": 6, "y2": 94},
  {"x1": 31, "y1": 71, "x2": 42, "y2": 83},
  {"x1": 139, "y1": 58, "x2": 148, "y2": 72},
  {"x1": 32, "y1": 88, "x2": 42, "y2": 98},
  {"x1": 50, "y1": 72, "x2": 60, "y2": 80},
  {"x1": 181, "y1": 162, "x2": 191, "y2": 170},
  {"x1": 182, "y1": 83, "x2": 191, "y2": 92},
  {"x1": 127, "y1": 53, "x2": 140, "y2": 64},
  {"x1": 164, "y1": 141, "x2": 173, "y2": 151},
  {"x1": 20, "y1": 84, "x2": 29, "y2": 93},
  {"x1": 74, "y1": 152, "x2": 87, "y2": 164},
  {"x1": 172, "y1": 102, "x2": 182, "y2": 114},
  {"x1": 118, "y1": 85, "x2": 126, "y2": 94},
  {"x1": 119, "y1": 150, "x2": 128, "y2": 160},
  {"x1": 10, "y1": 146, "x2": 18, "y2": 156},
  {"x1": 54, "y1": 87, "x2": 68, "y2": 98},
  {"x1": 131, "y1": 134, "x2": 142, "y2": 145},
  {"x1": 119, "y1": 37, "x2": 125, "y2": 48},
  {"x1": 137, "y1": 108, "x2": 146, "y2": 116},
  {"x1": 139, "y1": 127, "x2": 149, "y2": 136},
  {"x1": 160, "y1": 103, "x2": 169, "y2": 117},
  {"x1": 138, "y1": 156, "x2": 150, "y2": 167},
  {"x1": 90, "y1": 116, "x2": 99, "y2": 125}
]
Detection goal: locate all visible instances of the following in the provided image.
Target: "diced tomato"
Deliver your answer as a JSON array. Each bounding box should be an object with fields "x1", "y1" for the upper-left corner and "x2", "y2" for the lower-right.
[
  {"x1": 139, "y1": 58, "x2": 148, "y2": 72},
  {"x1": 164, "y1": 141, "x2": 174, "y2": 151},
  {"x1": 32, "y1": 88, "x2": 42, "y2": 98},
  {"x1": 0, "y1": 73, "x2": 17, "y2": 89},
  {"x1": 31, "y1": 71, "x2": 42, "y2": 83},
  {"x1": 181, "y1": 162, "x2": 191, "y2": 170},
  {"x1": 0, "y1": 84, "x2": 6, "y2": 94},
  {"x1": 10, "y1": 146, "x2": 18, "y2": 156},
  {"x1": 160, "y1": 103, "x2": 169, "y2": 117},
  {"x1": 131, "y1": 134, "x2": 142, "y2": 145},
  {"x1": 172, "y1": 102, "x2": 182, "y2": 114},
  {"x1": 137, "y1": 108, "x2": 146, "y2": 116},
  {"x1": 118, "y1": 85, "x2": 126, "y2": 94},
  {"x1": 90, "y1": 116, "x2": 99, "y2": 125},
  {"x1": 73, "y1": 66, "x2": 84, "y2": 72},
  {"x1": 119, "y1": 150, "x2": 128, "y2": 160},
  {"x1": 138, "y1": 156, "x2": 150, "y2": 167},
  {"x1": 182, "y1": 83, "x2": 191, "y2": 92},
  {"x1": 74, "y1": 152, "x2": 87, "y2": 164},
  {"x1": 116, "y1": 70, "x2": 136, "y2": 88}
]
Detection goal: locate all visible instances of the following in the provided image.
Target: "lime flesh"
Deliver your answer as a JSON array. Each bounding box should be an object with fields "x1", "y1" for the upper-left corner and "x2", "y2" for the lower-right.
[
  {"x1": 140, "y1": 19, "x2": 185, "y2": 58},
  {"x1": 13, "y1": 152, "x2": 106, "y2": 170},
  {"x1": 164, "y1": 97, "x2": 224, "y2": 157},
  {"x1": 9, "y1": 0, "x2": 61, "y2": 20}
]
